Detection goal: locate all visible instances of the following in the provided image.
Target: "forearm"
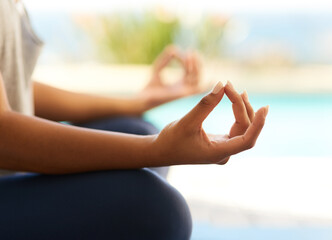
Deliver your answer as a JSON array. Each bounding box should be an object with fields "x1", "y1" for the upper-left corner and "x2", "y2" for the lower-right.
[
  {"x1": 0, "y1": 111, "x2": 162, "y2": 174},
  {"x1": 34, "y1": 82, "x2": 146, "y2": 123}
]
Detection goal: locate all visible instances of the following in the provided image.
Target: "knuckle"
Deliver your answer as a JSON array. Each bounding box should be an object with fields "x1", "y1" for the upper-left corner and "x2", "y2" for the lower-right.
[
  {"x1": 235, "y1": 94, "x2": 243, "y2": 102},
  {"x1": 219, "y1": 157, "x2": 230, "y2": 165},
  {"x1": 242, "y1": 136, "x2": 255, "y2": 150},
  {"x1": 199, "y1": 96, "x2": 213, "y2": 107},
  {"x1": 243, "y1": 119, "x2": 251, "y2": 128},
  {"x1": 246, "y1": 141, "x2": 255, "y2": 149}
]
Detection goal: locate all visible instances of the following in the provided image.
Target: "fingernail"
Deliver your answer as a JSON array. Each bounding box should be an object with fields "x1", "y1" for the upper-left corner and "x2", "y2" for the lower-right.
[
  {"x1": 212, "y1": 81, "x2": 223, "y2": 94},
  {"x1": 265, "y1": 105, "x2": 269, "y2": 116},
  {"x1": 226, "y1": 81, "x2": 234, "y2": 89}
]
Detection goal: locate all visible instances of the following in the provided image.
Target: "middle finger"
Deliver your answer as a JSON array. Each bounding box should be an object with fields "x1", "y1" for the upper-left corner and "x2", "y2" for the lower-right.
[{"x1": 225, "y1": 81, "x2": 250, "y2": 127}]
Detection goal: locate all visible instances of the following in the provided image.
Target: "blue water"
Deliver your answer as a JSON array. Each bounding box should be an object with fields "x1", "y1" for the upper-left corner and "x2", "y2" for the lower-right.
[
  {"x1": 144, "y1": 94, "x2": 332, "y2": 157},
  {"x1": 192, "y1": 222, "x2": 332, "y2": 240}
]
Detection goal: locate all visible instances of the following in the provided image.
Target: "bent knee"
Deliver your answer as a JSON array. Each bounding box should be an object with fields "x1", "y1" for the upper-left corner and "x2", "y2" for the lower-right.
[
  {"x1": 135, "y1": 170, "x2": 193, "y2": 240},
  {"x1": 87, "y1": 169, "x2": 192, "y2": 239}
]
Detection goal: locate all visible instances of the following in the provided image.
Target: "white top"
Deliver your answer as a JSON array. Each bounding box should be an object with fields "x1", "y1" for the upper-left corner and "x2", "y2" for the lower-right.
[{"x1": 0, "y1": 0, "x2": 43, "y2": 175}]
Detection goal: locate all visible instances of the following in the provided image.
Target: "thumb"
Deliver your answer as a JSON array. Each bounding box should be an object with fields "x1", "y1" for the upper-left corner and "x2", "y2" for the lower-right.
[{"x1": 181, "y1": 81, "x2": 224, "y2": 127}]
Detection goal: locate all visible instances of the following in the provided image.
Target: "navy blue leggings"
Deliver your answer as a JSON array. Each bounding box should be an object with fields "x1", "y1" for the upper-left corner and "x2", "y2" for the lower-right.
[
  {"x1": 0, "y1": 169, "x2": 192, "y2": 240},
  {"x1": 0, "y1": 117, "x2": 192, "y2": 239}
]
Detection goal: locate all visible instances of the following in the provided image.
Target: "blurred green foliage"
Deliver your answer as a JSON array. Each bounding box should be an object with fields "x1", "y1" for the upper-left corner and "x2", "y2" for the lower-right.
[
  {"x1": 195, "y1": 16, "x2": 227, "y2": 58},
  {"x1": 85, "y1": 11, "x2": 227, "y2": 64},
  {"x1": 97, "y1": 12, "x2": 179, "y2": 64}
]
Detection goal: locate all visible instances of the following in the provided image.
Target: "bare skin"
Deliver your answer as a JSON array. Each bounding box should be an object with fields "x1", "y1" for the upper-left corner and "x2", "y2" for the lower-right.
[{"x1": 0, "y1": 67, "x2": 268, "y2": 174}]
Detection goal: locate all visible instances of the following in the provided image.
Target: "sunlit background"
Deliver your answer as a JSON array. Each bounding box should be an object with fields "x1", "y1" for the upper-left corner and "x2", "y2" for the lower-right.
[{"x1": 25, "y1": 0, "x2": 332, "y2": 239}]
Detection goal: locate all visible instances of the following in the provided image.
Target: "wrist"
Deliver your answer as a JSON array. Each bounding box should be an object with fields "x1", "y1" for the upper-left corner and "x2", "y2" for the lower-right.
[
  {"x1": 110, "y1": 95, "x2": 147, "y2": 116},
  {"x1": 146, "y1": 133, "x2": 171, "y2": 167},
  {"x1": 147, "y1": 124, "x2": 185, "y2": 167},
  {"x1": 140, "y1": 133, "x2": 169, "y2": 167},
  {"x1": 132, "y1": 94, "x2": 150, "y2": 115}
]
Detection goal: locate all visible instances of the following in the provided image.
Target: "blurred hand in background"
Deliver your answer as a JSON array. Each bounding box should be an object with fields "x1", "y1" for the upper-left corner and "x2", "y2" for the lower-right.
[{"x1": 140, "y1": 45, "x2": 203, "y2": 111}]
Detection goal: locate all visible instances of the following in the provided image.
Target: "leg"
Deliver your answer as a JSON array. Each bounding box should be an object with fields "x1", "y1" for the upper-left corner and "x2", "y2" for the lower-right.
[
  {"x1": 75, "y1": 117, "x2": 169, "y2": 178},
  {"x1": 0, "y1": 169, "x2": 192, "y2": 240}
]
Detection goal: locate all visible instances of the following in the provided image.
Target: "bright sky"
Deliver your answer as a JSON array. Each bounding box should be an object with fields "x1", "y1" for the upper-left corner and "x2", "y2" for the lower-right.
[{"x1": 24, "y1": 0, "x2": 332, "y2": 13}]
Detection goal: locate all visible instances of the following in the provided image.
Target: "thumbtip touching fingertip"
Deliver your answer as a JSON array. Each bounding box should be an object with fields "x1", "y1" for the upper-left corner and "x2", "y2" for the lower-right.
[
  {"x1": 212, "y1": 81, "x2": 223, "y2": 94},
  {"x1": 226, "y1": 80, "x2": 234, "y2": 88}
]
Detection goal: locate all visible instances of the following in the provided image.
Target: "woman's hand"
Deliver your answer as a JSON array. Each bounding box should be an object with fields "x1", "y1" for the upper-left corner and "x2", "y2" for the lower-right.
[
  {"x1": 152, "y1": 82, "x2": 268, "y2": 166},
  {"x1": 139, "y1": 45, "x2": 203, "y2": 111}
]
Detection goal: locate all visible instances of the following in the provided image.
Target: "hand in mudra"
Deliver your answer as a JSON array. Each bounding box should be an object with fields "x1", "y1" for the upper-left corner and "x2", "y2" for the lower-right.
[
  {"x1": 140, "y1": 45, "x2": 202, "y2": 110},
  {"x1": 153, "y1": 81, "x2": 268, "y2": 165}
]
